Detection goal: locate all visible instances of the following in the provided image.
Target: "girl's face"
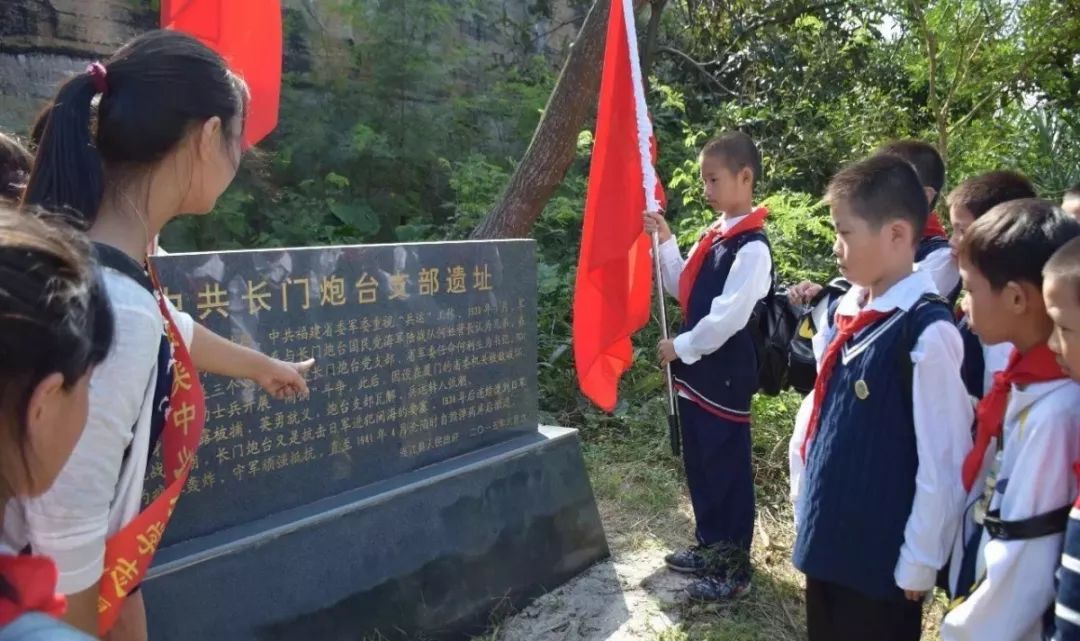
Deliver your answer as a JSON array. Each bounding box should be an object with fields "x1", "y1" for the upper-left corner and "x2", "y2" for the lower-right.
[
  {"x1": 179, "y1": 114, "x2": 244, "y2": 216},
  {"x1": 5, "y1": 370, "x2": 94, "y2": 497}
]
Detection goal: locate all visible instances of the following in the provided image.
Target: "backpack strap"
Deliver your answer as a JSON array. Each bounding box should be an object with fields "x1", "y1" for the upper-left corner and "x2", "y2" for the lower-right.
[
  {"x1": 982, "y1": 505, "x2": 1071, "y2": 541},
  {"x1": 92, "y1": 242, "x2": 173, "y2": 467},
  {"x1": 93, "y1": 242, "x2": 153, "y2": 293}
]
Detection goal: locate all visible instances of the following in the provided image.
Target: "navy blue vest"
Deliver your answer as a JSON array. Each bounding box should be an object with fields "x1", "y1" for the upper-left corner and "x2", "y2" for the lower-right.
[
  {"x1": 958, "y1": 316, "x2": 986, "y2": 399},
  {"x1": 792, "y1": 296, "x2": 953, "y2": 600},
  {"x1": 915, "y1": 235, "x2": 949, "y2": 263},
  {"x1": 671, "y1": 231, "x2": 770, "y2": 420}
]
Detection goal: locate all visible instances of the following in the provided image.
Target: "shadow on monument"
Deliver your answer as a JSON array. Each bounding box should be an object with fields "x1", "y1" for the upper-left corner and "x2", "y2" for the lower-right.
[{"x1": 256, "y1": 499, "x2": 611, "y2": 641}]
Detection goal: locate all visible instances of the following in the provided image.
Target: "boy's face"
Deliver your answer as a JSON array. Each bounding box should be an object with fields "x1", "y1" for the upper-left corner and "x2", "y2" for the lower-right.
[
  {"x1": 1064, "y1": 196, "x2": 1080, "y2": 221},
  {"x1": 829, "y1": 200, "x2": 901, "y2": 287},
  {"x1": 948, "y1": 203, "x2": 976, "y2": 258},
  {"x1": 958, "y1": 256, "x2": 1016, "y2": 345},
  {"x1": 1044, "y1": 275, "x2": 1080, "y2": 379},
  {"x1": 700, "y1": 154, "x2": 751, "y2": 214}
]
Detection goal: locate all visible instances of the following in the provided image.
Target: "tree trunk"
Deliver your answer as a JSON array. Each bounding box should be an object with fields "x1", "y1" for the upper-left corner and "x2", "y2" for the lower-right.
[
  {"x1": 471, "y1": 0, "x2": 649, "y2": 239},
  {"x1": 640, "y1": 0, "x2": 668, "y2": 84}
]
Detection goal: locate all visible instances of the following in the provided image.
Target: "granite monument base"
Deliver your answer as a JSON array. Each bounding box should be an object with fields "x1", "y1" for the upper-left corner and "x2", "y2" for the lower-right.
[{"x1": 142, "y1": 426, "x2": 608, "y2": 641}]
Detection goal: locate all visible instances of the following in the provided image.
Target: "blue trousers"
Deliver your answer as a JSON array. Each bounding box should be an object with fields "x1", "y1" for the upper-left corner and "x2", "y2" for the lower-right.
[{"x1": 678, "y1": 396, "x2": 755, "y2": 575}]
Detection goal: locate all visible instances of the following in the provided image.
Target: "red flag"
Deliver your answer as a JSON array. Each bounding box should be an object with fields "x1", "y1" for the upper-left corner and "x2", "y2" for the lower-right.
[
  {"x1": 162, "y1": 0, "x2": 282, "y2": 147},
  {"x1": 572, "y1": 0, "x2": 664, "y2": 412}
]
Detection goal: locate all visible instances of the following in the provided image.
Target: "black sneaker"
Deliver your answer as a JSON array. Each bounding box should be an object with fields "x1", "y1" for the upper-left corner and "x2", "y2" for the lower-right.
[
  {"x1": 686, "y1": 575, "x2": 751, "y2": 602},
  {"x1": 664, "y1": 547, "x2": 709, "y2": 574}
]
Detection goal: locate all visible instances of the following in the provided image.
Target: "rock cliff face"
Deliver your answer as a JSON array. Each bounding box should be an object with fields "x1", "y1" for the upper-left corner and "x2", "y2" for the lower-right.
[
  {"x1": 0, "y1": 0, "x2": 582, "y2": 136},
  {"x1": 0, "y1": 1, "x2": 157, "y2": 133}
]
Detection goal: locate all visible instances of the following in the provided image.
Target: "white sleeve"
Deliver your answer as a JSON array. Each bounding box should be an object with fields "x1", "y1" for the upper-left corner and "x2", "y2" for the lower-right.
[
  {"x1": 917, "y1": 247, "x2": 960, "y2": 298},
  {"x1": 941, "y1": 404, "x2": 1079, "y2": 640},
  {"x1": 21, "y1": 302, "x2": 161, "y2": 594},
  {"x1": 895, "y1": 320, "x2": 975, "y2": 591},
  {"x1": 789, "y1": 318, "x2": 830, "y2": 528},
  {"x1": 672, "y1": 241, "x2": 772, "y2": 365},
  {"x1": 789, "y1": 390, "x2": 814, "y2": 528},
  {"x1": 657, "y1": 236, "x2": 685, "y2": 298}
]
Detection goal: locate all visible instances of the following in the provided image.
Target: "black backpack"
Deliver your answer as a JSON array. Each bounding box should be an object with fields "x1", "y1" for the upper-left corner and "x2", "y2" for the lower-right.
[
  {"x1": 787, "y1": 278, "x2": 852, "y2": 395},
  {"x1": 734, "y1": 230, "x2": 803, "y2": 397},
  {"x1": 749, "y1": 283, "x2": 803, "y2": 396}
]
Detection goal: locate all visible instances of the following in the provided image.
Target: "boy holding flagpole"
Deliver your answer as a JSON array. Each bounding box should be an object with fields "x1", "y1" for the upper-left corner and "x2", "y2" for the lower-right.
[{"x1": 644, "y1": 132, "x2": 772, "y2": 601}]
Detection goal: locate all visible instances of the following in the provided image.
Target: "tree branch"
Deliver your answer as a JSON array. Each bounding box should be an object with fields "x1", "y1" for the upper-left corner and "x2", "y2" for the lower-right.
[
  {"x1": 656, "y1": 45, "x2": 738, "y2": 96},
  {"x1": 942, "y1": 9, "x2": 989, "y2": 114},
  {"x1": 948, "y1": 87, "x2": 1006, "y2": 135}
]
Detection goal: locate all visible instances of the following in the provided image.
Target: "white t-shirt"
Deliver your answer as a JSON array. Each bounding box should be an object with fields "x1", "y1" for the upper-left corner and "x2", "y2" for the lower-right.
[{"x1": 2, "y1": 266, "x2": 194, "y2": 594}]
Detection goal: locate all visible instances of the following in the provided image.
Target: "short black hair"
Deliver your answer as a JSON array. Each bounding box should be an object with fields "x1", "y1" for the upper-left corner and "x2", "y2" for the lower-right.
[
  {"x1": 701, "y1": 132, "x2": 762, "y2": 183},
  {"x1": 946, "y1": 170, "x2": 1037, "y2": 219},
  {"x1": 825, "y1": 154, "x2": 929, "y2": 240},
  {"x1": 960, "y1": 199, "x2": 1080, "y2": 290},
  {"x1": 877, "y1": 140, "x2": 945, "y2": 203},
  {"x1": 1045, "y1": 236, "x2": 1080, "y2": 303}
]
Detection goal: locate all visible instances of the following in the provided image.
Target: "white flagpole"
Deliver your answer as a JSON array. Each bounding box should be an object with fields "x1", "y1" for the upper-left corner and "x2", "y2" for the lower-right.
[{"x1": 622, "y1": 0, "x2": 680, "y2": 456}]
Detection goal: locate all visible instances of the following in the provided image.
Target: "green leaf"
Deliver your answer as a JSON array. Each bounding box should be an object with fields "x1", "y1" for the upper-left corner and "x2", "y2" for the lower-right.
[{"x1": 328, "y1": 200, "x2": 380, "y2": 236}]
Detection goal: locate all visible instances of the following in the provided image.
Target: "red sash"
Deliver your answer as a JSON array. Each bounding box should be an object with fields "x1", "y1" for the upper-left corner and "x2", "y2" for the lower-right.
[{"x1": 96, "y1": 265, "x2": 206, "y2": 635}]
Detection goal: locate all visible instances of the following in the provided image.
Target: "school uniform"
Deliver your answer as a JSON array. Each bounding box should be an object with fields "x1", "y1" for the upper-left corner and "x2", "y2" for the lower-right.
[
  {"x1": 957, "y1": 316, "x2": 1013, "y2": 401},
  {"x1": 942, "y1": 370, "x2": 1080, "y2": 641},
  {"x1": 789, "y1": 270, "x2": 973, "y2": 641},
  {"x1": 1055, "y1": 482, "x2": 1080, "y2": 641},
  {"x1": 916, "y1": 213, "x2": 961, "y2": 301},
  {"x1": 657, "y1": 208, "x2": 772, "y2": 581}
]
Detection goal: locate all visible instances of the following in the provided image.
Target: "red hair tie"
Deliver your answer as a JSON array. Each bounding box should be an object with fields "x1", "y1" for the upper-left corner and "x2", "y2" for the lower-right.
[{"x1": 86, "y1": 62, "x2": 108, "y2": 95}]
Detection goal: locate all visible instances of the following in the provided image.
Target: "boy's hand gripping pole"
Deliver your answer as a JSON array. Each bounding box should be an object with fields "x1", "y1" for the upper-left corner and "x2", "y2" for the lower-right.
[{"x1": 651, "y1": 230, "x2": 681, "y2": 457}]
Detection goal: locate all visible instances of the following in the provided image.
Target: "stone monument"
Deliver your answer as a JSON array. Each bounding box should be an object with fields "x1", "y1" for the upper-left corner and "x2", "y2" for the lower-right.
[{"x1": 140, "y1": 239, "x2": 608, "y2": 640}]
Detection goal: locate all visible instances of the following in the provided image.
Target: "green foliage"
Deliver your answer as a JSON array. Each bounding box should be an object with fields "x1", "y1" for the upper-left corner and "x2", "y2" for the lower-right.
[
  {"x1": 162, "y1": 0, "x2": 558, "y2": 252},
  {"x1": 160, "y1": 0, "x2": 1080, "y2": 433}
]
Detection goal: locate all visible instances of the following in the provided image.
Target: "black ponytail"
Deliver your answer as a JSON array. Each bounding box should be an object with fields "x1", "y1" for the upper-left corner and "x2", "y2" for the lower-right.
[
  {"x1": 22, "y1": 74, "x2": 103, "y2": 226},
  {"x1": 22, "y1": 30, "x2": 247, "y2": 225}
]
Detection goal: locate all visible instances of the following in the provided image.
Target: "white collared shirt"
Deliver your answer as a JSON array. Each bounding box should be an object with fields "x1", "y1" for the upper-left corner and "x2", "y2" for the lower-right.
[
  {"x1": 656, "y1": 212, "x2": 772, "y2": 365},
  {"x1": 916, "y1": 244, "x2": 960, "y2": 299},
  {"x1": 788, "y1": 270, "x2": 974, "y2": 591},
  {"x1": 942, "y1": 378, "x2": 1080, "y2": 641}
]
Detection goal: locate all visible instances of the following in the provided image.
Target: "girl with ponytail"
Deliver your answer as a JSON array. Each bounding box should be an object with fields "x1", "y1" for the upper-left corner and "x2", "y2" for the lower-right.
[{"x1": 15, "y1": 31, "x2": 308, "y2": 640}]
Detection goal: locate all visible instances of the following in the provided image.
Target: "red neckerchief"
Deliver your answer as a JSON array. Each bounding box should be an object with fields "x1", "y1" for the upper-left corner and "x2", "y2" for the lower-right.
[
  {"x1": 924, "y1": 212, "x2": 947, "y2": 239},
  {"x1": 962, "y1": 344, "x2": 1066, "y2": 491},
  {"x1": 800, "y1": 307, "x2": 893, "y2": 460},
  {"x1": 0, "y1": 554, "x2": 66, "y2": 626},
  {"x1": 677, "y1": 206, "x2": 768, "y2": 317}
]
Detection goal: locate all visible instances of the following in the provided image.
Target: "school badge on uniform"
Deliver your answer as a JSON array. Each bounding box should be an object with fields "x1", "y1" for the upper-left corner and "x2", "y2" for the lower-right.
[{"x1": 854, "y1": 379, "x2": 869, "y2": 400}]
